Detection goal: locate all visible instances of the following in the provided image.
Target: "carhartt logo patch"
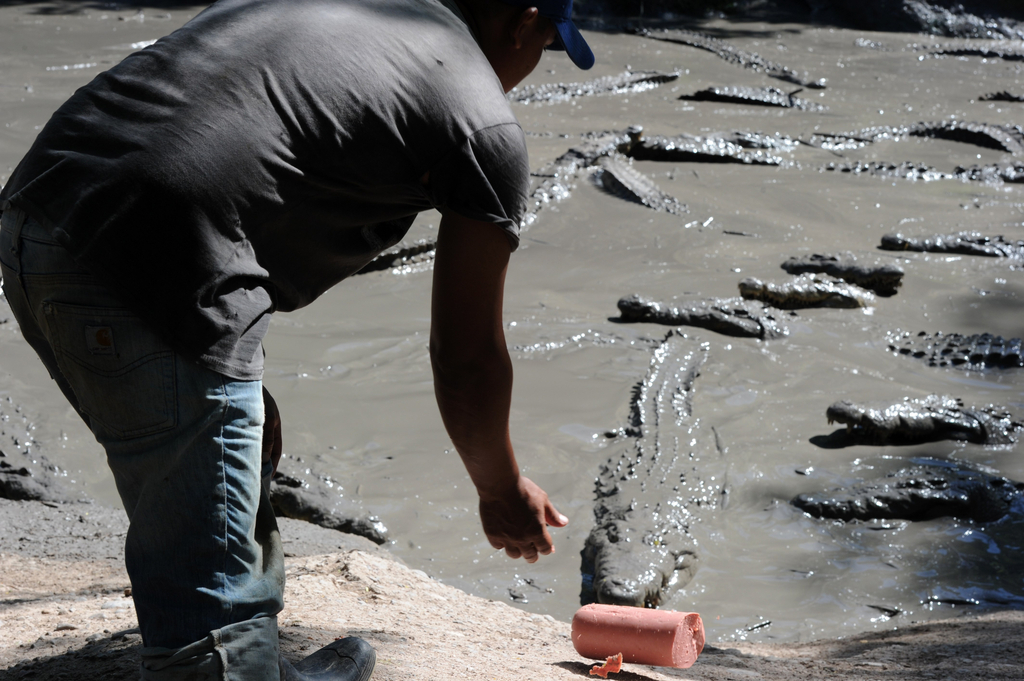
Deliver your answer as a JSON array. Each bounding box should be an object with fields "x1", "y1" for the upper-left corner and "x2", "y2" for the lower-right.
[{"x1": 85, "y1": 325, "x2": 115, "y2": 355}]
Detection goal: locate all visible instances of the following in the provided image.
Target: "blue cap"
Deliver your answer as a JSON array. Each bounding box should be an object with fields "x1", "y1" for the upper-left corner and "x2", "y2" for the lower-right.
[{"x1": 519, "y1": 0, "x2": 594, "y2": 70}]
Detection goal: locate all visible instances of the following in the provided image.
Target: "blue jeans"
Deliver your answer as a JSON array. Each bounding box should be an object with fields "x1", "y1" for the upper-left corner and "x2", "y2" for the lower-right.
[{"x1": 0, "y1": 208, "x2": 285, "y2": 680}]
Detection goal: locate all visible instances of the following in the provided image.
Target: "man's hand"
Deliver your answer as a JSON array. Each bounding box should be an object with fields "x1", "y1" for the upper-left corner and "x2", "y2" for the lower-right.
[
  {"x1": 262, "y1": 386, "x2": 283, "y2": 476},
  {"x1": 480, "y1": 476, "x2": 568, "y2": 563}
]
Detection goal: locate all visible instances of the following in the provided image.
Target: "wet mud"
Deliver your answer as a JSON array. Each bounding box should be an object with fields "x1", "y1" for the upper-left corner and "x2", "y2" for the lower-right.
[{"x1": 4, "y1": 0, "x2": 1024, "y2": 645}]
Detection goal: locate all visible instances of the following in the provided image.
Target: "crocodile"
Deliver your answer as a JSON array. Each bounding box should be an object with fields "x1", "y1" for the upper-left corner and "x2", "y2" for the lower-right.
[
  {"x1": 512, "y1": 329, "x2": 656, "y2": 356},
  {"x1": 793, "y1": 461, "x2": 1024, "y2": 523},
  {"x1": 780, "y1": 253, "x2": 904, "y2": 296},
  {"x1": 583, "y1": 332, "x2": 721, "y2": 608},
  {"x1": 358, "y1": 238, "x2": 437, "y2": 275},
  {"x1": 523, "y1": 127, "x2": 640, "y2": 228},
  {"x1": 616, "y1": 294, "x2": 788, "y2": 340},
  {"x1": 343, "y1": 118, "x2": 1024, "y2": 275},
  {"x1": 952, "y1": 163, "x2": 1024, "y2": 183},
  {"x1": 821, "y1": 160, "x2": 949, "y2": 182},
  {"x1": 854, "y1": 37, "x2": 890, "y2": 50},
  {"x1": 821, "y1": 394, "x2": 1023, "y2": 446},
  {"x1": 880, "y1": 231, "x2": 1024, "y2": 258},
  {"x1": 594, "y1": 154, "x2": 687, "y2": 215},
  {"x1": 806, "y1": 126, "x2": 907, "y2": 151},
  {"x1": 980, "y1": 91, "x2": 1024, "y2": 102},
  {"x1": 524, "y1": 127, "x2": 802, "y2": 228},
  {"x1": 726, "y1": 131, "x2": 800, "y2": 152},
  {"x1": 823, "y1": 1, "x2": 1024, "y2": 39},
  {"x1": 680, "y1": 85, "x2": 827, "y2": 112},
  {"x1": 806, "y1": 121, "x2": 1024, "y2": 155},
  {"x1": 925, "y1": 41, "x2": 1024, "y2": 61},
  {"x1": 738, "y1": 274, "x2": 876, "y2": 309},
  {"x1": 270, "y1": 470, "x2": 389, "y2": 545},
  {"x1": 887, "y1": 330, "x2": 1024, "y2": 369},
  {"x1": 908, "y1": 120, "x2": 1024, "y2": 155},
  {"x1": 640, "y1": 28, "x2": 827, "y2": 89},
  {"x1": 509, "y1": 70, "x2": 678, "y2": 105},
  {"x1": 822, "y1": 160, "x2": 1024, "y2": 184},
  {"x1": 0, "y1": 396, "x2": 70, "y2": 503},
  {"x1": 629, "y1": 134, "x2": 787, "y2": 166}
]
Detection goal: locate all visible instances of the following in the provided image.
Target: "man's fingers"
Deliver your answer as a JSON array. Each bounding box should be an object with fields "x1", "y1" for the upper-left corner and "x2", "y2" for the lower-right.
[
  {"x1": 534, "y1": 527, "x2": 555, "y2": 556},
  {"x1": 479, "y1": 477, "x2": 567, "y2": 562},
  {"x1": 545, "y1": 501, "x2": 569, "y2": 528}
]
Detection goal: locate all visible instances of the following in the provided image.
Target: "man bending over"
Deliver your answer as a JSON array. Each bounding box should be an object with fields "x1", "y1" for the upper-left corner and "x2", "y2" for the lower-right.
[{"x1": 0, "y1": 0, "x2": 594, "y2": 678}]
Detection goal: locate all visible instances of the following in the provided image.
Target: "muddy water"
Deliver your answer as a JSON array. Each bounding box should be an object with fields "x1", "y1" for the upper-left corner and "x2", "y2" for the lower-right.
[{"x1": 3, "y1": 2, "x2": 1024, "y2": 644}]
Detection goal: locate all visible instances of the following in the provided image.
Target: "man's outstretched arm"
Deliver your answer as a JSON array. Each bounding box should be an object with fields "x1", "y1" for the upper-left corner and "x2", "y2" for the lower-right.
[{"x1": 430, "y1": 211, "x2": 567, "y2": 563}]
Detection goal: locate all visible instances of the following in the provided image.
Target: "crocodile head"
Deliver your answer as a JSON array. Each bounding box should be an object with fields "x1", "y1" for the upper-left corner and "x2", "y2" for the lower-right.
[
  {"x1": 737, "y1": 277, "x2": 765, "y2": 298},
  {"x1": 617, "y1": 294, "x2": 658, "y2": 321},
  {"x1": 880, "y1": 233, "x2": 911, "y2": 250},
  {"x1": 825, "y1": 400, "x2": 877, "y2": 430},
  {"x1": 584, "y1": 522, "x2": 697, "y2": 608}
]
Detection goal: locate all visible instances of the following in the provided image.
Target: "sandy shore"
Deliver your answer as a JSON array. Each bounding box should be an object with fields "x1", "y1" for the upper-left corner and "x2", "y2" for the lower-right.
[{"x1": 2, "y1": 498, "x2": 1022, "y2": 681}]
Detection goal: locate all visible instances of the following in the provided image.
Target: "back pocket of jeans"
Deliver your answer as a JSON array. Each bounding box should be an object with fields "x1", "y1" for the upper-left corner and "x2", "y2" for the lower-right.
[{"x1": 43, "y1": 301, "x2": 176, "y2": 439}]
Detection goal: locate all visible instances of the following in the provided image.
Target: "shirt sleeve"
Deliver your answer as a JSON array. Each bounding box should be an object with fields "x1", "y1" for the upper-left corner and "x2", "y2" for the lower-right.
[{"x1": 425, "y1": 122, "x2": 530, "y2": 250}]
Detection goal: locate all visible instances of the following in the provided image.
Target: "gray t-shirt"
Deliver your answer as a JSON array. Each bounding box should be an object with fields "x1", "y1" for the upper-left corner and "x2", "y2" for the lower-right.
[{"x1": 0, "y1": 0, "x2": 529, "y2": 380}]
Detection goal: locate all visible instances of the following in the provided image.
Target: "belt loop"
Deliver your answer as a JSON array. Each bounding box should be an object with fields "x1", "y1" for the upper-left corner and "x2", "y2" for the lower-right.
[
  {"x1": 3, "y1": 207, "x2": 26, "y2": 259},
  {"x1": 1, "y1": 207, "x2": 27, "y2": 283}
]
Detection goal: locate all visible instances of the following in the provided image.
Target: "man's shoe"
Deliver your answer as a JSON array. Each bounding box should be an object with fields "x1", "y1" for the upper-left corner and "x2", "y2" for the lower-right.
[{"x1": 279, "y1": 637, "x2": 376, "y2": 681}]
